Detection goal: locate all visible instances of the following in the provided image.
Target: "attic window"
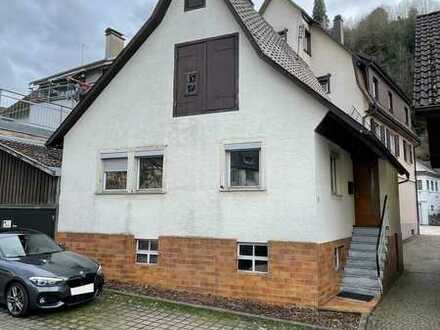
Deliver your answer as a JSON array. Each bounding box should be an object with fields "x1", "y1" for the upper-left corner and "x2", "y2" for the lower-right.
[
  {"x1": 184, "y1": 0, "x2": 206, "y2": 11},
  {"x1": 318, "y1": 74, "x2": 331, "y2": 94},
  {"x1": 278, "y1": 29, "x2": 288, "y2": 41}
]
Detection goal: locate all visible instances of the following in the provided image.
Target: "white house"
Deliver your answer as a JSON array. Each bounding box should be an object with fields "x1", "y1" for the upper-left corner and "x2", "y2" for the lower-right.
[
  {"x1": 417, "y1": 160, "x2": 440, "y2": 225},
  {"x1": 260, "y1": 0, "x2": 419, "y2": 241},
  {"x1": 48, "y1": 0, "x2": 408, "y2": 311}
]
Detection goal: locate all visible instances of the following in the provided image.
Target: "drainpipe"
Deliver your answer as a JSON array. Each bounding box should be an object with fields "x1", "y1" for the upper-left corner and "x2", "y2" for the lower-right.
[{"x1": 414, "y1": 147, "x2": 421, "y2": 235}]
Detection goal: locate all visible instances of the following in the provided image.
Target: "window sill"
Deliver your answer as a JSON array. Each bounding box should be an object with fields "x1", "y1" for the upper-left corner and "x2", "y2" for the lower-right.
[
  {"x1": 237, "y1": 270, "x2": 268, "y2": 276},
  {"x1": 220, "y1": 187, "x2": 266, "y2": 193},
  {"x1": 96, "y1": 190, "x2": 166, "y2": 196},
  {"x1": 135, "y1": 263, "x2": 158, "y2": 267},
  {"x1": 331, "y1": 193, "x2": 343, "y2": 199}
]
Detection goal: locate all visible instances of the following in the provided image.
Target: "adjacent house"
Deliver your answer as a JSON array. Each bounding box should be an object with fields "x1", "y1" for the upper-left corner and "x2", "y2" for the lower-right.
[
  {"x1": 260, "y1": 0, "x2": 419, "y2": 240},
  {"x1": 416, "y1": 160, "x2": 440, "y2": 225},
  {"x1": 48, "y1": 0, "x2": 408, "y2": 310},
  {"x1": 0, "y1": 136, "x2": 62, "y2": 237},
  {"x1": 414, "y1": 10, "x2": 440, "y2": 168}
]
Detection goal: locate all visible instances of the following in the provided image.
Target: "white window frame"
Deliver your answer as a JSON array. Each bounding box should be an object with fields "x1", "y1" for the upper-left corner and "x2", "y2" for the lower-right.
[
  {"x1": 135, "y1": 239, "x2": 159, "y2": 265},
  {"x1": 135, "y1": 150, "x2": 165, "y2": 193},
  {"x1": 237, "y1": 242, "x2": 268, "y2": 274},
  {"x1": 101, "y1": 153, "x2": 129, "y2": 193},
  {"x1": 223, "y1": 142, "x2": 264, "y2": 191},
  {"x1": 330, "y1": 151, "x2": 341, "y2": 197}
]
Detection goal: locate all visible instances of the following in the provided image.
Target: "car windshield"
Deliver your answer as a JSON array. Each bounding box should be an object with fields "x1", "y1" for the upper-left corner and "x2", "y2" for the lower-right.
[{"x1": 0, "y1": 234, "x2": 62, "y2": 258}]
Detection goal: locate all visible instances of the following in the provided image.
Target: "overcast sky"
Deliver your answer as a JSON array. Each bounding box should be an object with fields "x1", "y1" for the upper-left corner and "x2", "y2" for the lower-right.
[{"x1": 0, "y1": 0, "x2": 402, "y2": 93}]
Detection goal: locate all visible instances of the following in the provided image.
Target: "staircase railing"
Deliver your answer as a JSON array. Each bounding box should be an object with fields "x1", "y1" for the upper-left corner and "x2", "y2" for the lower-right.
[{"x1": 377, "y1": 195, "x2": 390, "y2": 292}]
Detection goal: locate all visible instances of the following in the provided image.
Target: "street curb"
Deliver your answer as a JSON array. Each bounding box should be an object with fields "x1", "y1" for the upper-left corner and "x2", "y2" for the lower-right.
[
  {"x1": 358, "y1": 313, "x2": 369, "y2": 330},
  {"x1": 106, "y1": 288, "x2": 337, "y2": 330}
]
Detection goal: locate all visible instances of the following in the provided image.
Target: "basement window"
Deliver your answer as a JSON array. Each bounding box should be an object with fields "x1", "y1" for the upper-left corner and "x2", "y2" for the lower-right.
[
  {"x1": 334, "y1": 245, "x2": 344, "y2": 271},
  {"x1": 101, "y1": 153, "x2": 128, "y2": 191},
  {"x1": 136, "y1": 239, "x2": 159, "y2": 265},
  {"x1": 237, "y1": 243, "x2": 268, "y2": 273}
]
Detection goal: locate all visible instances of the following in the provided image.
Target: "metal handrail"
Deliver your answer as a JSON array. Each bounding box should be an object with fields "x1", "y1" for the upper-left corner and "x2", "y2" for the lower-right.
[{"x1": 377, "y1": 195, "x2": 389, "y2": 291}]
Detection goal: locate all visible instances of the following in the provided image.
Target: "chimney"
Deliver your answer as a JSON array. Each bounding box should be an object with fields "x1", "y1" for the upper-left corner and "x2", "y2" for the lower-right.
[
  {"x1": 105, "y1": 28, "x2": 125, "y2": 59},
  {"x1": 332, "y1": 15, "x2": 344, "y2": 45}
]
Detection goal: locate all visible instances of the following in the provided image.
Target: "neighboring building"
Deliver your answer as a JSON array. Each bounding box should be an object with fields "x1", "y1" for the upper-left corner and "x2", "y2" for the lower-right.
[
  {"x1": 0, "y1": 28, "x2": 124, "y2": 235},
  {"x1": 261, "y1": 0, "x2": 419, "y2": 240},
  {"x1": 414, "y1": 11, "x2": 440, "y2": 168},
  {"x1": 416, "y1": 160, "x2": 440, "y2": 225},
  {"x1": 0, "y1": 28, "x2": 125, "y2": 133},
  {"x1": 0, "y1": 136, "x2": 62, "y2": 237},
  {"x1": 48, "y1": 0, "x2": 408, "y2": 310}
]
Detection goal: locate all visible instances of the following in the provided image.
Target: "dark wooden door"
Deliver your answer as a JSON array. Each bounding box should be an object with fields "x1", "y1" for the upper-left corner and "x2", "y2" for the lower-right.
[{"x1": 353, "y1": 158, "x2": 381, "y2": 227}]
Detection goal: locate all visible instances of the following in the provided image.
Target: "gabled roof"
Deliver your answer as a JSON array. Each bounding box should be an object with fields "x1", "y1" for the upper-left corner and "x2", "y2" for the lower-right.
[
  {"x1": 45, "y1": 0, "x2": 408, "y2": 176},
  {"x1": 414, "y1": 11, "x2": 440, "y2": 111},
  {"x1": 0, "y1": 137, "x2": 62, "y2": 176}
]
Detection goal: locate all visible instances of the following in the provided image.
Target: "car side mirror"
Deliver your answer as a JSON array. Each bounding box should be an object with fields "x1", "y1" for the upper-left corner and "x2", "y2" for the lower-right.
[{"x1": 57, "y1": 242, "x2": 66, "y2": 250}]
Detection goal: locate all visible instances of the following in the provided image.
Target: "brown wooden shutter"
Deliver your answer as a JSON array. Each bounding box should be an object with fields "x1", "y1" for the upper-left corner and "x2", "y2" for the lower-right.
[
  {"x1": 205, "y1": 35, "x2": 238, "y2": 112},
  {"x1": 174, "y1": 42, "x2": 205, "y2": 116}
]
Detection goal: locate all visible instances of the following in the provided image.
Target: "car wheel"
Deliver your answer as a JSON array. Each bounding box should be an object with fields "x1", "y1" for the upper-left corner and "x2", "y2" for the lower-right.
[{"x1": 6, "y1": 282, "x2": 29, "y2": 317}]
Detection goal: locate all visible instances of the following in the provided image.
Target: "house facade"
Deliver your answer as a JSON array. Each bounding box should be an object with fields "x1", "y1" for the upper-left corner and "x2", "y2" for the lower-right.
[
  {"x1": 260, "y1": 0, "x2": 419, "y2": 240},
  {"x1": 416, "y1": 160, "x2": 440, "y2": 225},
  {"x1": 48, "y1": 0, "x2": 407, "y2": 309}
]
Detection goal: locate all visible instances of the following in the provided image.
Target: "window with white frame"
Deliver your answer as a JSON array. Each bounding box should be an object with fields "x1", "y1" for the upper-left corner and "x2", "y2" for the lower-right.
[
  {"x1": 237, "y1": 243, "x2": 268, "y2": 273},
  {"x1": 136, "y1": 239, "x2": 159, "y2": 265},
  {"x1": 417, "y1": 180, "x2": 423, "y2": 190},
  {"x1": 136, "y1": 150, "x2": 164, "y2": 191},
  {"x1": 225, "y1": 143, "x2": 261, "y2": 189},
  {"x1": 101, "y1": 153, "x2": 128, "y2": 191},
  {"x1": 330, "y1": 152, "x2": 340, "y2": 196}
]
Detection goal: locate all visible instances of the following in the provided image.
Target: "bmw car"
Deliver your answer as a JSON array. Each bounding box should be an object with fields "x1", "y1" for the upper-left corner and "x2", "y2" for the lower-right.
[{"x1": 0, "y1": 229, "x2": 104, "y2": 317}]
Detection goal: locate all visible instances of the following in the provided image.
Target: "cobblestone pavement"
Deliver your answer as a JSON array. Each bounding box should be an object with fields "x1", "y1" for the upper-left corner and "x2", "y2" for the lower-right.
[
  {"x1": 367, "y1": 235, "x2": 440, "y2": 330},
  {"x1": 0, "y1": 291, "x2": 306, "y2": 330}
]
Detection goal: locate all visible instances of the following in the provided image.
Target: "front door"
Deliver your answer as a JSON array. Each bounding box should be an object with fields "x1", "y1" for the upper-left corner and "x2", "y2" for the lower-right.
[{"x1": 353, "y1": 158, "x2": 381, "y2": 227}]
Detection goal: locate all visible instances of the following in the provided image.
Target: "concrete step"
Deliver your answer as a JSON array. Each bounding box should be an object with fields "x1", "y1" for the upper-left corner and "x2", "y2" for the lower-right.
[
  {"x1": 351, "y1": 235, "x2": 378, "y2": 244},
  {"x1": 349, "y1": 250, "x2": 376, "y2": 259},
  {"x1": 346, "y1": 257, "x2": 377, "y2": 269},
  {"x1": 350, "y1": 243, "x2": 377, "y2": 251},
  {"x1": 344, "y1": 267, "x2": 378, "y2": 279},
  {"x1": 342, "y1": 276, "x2": 381, "y2": 290},
  {"x1": 340, "y1": 285, "x2": 380, "y2": 297},
  {"x1": 352, "y1": 227, "x2": 380, "y2": 236}
]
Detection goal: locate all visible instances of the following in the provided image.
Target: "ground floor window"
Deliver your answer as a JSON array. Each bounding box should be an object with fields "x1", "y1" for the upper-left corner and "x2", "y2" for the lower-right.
[
  {"x1": 237, "y1": 243, "x2": 268, "y2": 273},
  {"x1": 136, "y1": 239, "x2": 159, "y2": 265}
]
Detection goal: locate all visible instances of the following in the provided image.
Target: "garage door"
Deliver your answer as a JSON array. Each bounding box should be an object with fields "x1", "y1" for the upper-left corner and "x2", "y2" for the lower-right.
[{"x1": 0, "y1": 208, "x2": 56, "y2": 238}]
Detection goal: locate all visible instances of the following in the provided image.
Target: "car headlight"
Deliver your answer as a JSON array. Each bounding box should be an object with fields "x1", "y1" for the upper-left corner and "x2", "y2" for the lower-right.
[
  {"x1": 29, "y1": 277, "x2": 65, "y2": 287},
  {"x1": 97, "y1": 265, "x2": 103, "y2": 276}
]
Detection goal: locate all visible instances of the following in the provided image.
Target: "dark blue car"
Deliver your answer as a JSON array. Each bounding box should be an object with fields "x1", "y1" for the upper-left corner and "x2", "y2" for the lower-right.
[{"x1": 0, "y1": 229, "x2": 104, "y2": 317}]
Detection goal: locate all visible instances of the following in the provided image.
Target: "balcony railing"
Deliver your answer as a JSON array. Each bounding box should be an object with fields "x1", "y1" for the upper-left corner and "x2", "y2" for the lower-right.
[{"x1": 0, "y1": 89, "x2": 72, "y2": 131}]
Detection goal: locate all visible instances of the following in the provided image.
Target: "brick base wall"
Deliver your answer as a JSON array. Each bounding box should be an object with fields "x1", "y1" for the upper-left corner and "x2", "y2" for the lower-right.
[{"x1": 57, "y1": 233, "x2": 350, "y2": 308}]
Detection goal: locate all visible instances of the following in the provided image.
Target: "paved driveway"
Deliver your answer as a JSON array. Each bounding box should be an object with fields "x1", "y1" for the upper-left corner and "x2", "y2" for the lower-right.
[
  {"x1": 367, "y1": 235, "x2": 440, "y2": 330},
  {"x1": 0, "y1": 291, "x2": 305, "y2": 330}
]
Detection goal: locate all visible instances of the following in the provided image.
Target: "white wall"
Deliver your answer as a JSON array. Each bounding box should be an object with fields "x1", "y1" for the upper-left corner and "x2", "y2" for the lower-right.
[
  {"x1": 58, "y1": 0, "x2": 353, "y2": 244},
  {"x1": 417, "y1": 174, "x2": 440, "y2": 225}
]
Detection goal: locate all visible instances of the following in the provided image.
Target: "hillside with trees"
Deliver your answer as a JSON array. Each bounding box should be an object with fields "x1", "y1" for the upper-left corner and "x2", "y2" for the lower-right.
[{"x1": 313, "y1": 0, "x2": 440, "y2": 100}]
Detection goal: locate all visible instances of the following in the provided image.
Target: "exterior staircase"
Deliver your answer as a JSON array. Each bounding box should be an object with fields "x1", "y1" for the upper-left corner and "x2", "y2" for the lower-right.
[{"x1": 340, "y1": 227, "x2": 388, "y2": 297}]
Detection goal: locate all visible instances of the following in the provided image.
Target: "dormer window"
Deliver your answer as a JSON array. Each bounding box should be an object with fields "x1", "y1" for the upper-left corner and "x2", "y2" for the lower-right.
[
  {"x1": 318, "y1": 74, "x2": 331, "y2": 94},
  {"x1": 278, "y1": 29, "x2": 288, "y2": 41},
  {"x1": 304, "y1": 29, "x2": 311, "y2": 56},
  {"x1": 184, "y1": 0, "x2": 206, "y2": 11}
]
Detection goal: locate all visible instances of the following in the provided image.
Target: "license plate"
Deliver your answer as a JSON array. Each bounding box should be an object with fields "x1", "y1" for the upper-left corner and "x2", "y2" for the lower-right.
[{"x1": 70, "y1": 283, "x2": 94, "y2": 296}]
